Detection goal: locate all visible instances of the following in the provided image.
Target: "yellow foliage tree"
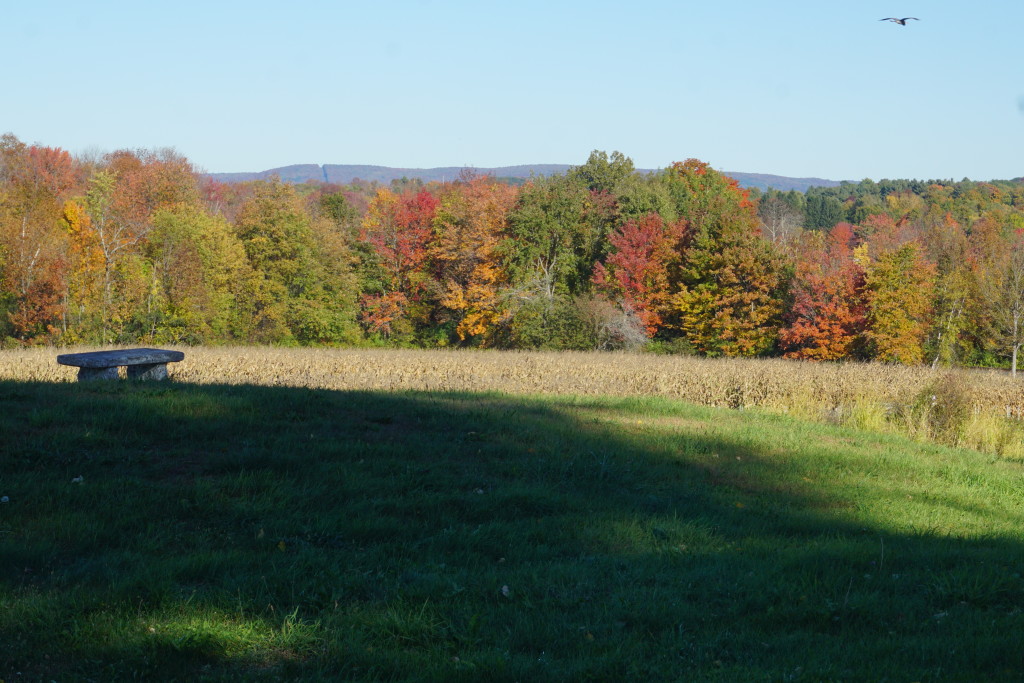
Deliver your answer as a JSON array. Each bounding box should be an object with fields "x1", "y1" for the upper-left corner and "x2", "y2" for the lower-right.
[{"x1": 862, "y1": 243, "x2": 935, "y2": 364}]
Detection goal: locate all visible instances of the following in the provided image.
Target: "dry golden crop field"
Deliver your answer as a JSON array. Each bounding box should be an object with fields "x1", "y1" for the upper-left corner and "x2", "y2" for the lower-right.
[{"x1": 4, "y1": 345, "x2": 1022, "y2": 416}]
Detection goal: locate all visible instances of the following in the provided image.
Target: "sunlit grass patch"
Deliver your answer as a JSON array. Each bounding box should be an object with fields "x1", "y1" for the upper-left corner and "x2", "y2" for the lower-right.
[{"x1": 96, "y1": 605, "x2": 321, "y2": 665}]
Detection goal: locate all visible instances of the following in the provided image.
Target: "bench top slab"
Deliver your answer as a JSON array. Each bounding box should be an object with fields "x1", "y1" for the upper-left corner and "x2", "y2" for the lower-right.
[{"x1": 57, "y1": 348, "x2": 185, "y2": 368}]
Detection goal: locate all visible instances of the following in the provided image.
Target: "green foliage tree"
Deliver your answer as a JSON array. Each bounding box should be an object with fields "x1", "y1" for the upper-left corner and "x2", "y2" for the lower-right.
[
  {"x1": 317, "y1": 190, "x2": 360, "y2": 229},
  {"x1": 974, "y1": 219, "x2": 1024, "y2": 376},
  {"x1": 146, "y1": 205, "x2": 260, "y2": 343},
  {"x1": 614, "y1": 173, "x2": 676, "y2": 225},
  {"x1": 234, "y1": 180, "x2": 360, "y2": 345},
  {"x1": 504, "y1": 173, "x2": 595, "y2": 298},
  {"x1": 919, "y1": 210, "x2": 975, "y2": 368},
  {"x1": 569, "y1": 150, "x2": 635, "y2": 194},
  {"x1": 803, "y1": 192, "x2": 845, "y2": 230}
]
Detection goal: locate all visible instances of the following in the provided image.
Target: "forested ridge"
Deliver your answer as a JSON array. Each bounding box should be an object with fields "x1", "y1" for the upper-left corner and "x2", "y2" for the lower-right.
[
  {"x1": 206, "y1": 163, "x2": 840, "y2": 192},
  {"x1": 2, "y1": 134, "x2": 1022, "y2": 373}
]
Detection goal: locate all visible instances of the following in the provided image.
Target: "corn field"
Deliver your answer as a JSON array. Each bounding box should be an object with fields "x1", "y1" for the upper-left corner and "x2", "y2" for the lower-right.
[{"x1": 4, "y1": 346, "x2": 1022, "y2": 456}]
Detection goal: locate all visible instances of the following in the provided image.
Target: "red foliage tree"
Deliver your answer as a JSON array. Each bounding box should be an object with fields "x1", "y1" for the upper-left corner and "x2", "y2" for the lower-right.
[
  {"x1": 592, "y1": 212, "x2": 682, "y2": 336},
  {"x1": 362, "y1": 188, "x2": 438, "y2": 293},
  {"x1": 779, "y1": 223, "x2": 867, "y2": 360},
  {"x1": 359, "y1": 188, "x2": 439, "y2": 336}
]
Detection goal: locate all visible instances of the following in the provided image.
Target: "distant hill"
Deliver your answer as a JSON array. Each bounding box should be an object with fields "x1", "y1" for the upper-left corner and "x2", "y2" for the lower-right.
[
  {"x1": 725, "y1": 172, "x2": 843, "y2": 192},
  {"x1": 207, "y1": 164, "x2": 842, "y2": 192}
]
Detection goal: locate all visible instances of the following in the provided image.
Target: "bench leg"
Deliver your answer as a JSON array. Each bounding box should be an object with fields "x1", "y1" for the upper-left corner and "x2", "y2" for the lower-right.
[
  {"x1": 127, "y1": 363, "x2": 168, "y2": 380},
  {"x1": 78, "y1": 367, "x2": 119, "y2": 381}
]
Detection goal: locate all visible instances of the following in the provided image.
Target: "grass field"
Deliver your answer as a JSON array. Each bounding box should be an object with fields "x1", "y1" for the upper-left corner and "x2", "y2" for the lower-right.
[{"x1": 2, "y1": 364, "x2": 1024, "y2": 680}]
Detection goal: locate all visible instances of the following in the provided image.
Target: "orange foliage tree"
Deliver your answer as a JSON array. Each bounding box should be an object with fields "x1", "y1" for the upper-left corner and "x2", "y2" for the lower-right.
[
  {"x1": 431, "y1": 175, "x2": 519, "y2": 344},
  {"x1": 779, "y1": 223, "x2": 866, "y2": 360},
  {"x1": 0, "y1": 137, "x2": 78, "y2": 342}
]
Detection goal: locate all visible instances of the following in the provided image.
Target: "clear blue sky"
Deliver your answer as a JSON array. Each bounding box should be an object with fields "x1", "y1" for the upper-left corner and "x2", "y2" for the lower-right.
[{"x1": 3, "y1": 0, "x2": 1022, "y2": 181}]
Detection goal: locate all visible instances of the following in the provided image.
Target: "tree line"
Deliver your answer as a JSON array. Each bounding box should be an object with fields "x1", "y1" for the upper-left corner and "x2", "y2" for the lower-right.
[{"x1": 2, "y1": 134, "x2": 1023, "y2": 373}]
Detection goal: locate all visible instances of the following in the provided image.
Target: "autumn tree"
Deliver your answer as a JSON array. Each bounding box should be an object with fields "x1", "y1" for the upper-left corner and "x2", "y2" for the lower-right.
[
  {"x1": 884, "y1": 191, "x2": 926, "y2": 223},
  {"x1": 430, "y1": 175, "x2": 519, "y2": 344},
  {"x1": 779, "y1": 223, "x2": 866, "y2": 360},
  {"x1": 0, "y1": 136, "x2": 77, "y2": 343},
  {"x1": 664, "y1": 160, "x2": 787, "y2": 356},
  {"x1": 81, "y1": 169, "x2": 139, "y2": 342},
  {"x1": 358, "y1": 187, "x2": 437, "y2": 338},
  {"x1": 200, "y1": 176, "x2": 254, "y2": 223},
  {"x1": 592, "y1": 212, "x2": 683, "y2": 337},
  {"x1": 106, "y1": 148, "x2": 198, "y2": 215},
  {"x1": 54, "y1": 149, "x2": 200, "y2": 342},
  {"x1": 861, "y1": 242, "x2": 935, "y2": 364},
  {"x1": 59, "y1": 199, "x2": 104, "y2": 341},
  {"x1": 855, "y1": 212, "x2": 916, "y2": 255}
]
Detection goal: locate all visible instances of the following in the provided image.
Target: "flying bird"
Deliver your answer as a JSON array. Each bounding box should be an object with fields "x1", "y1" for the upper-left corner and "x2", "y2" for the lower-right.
[{"x1": 880, "y1": 17, "x2": 919, "y2": 25}]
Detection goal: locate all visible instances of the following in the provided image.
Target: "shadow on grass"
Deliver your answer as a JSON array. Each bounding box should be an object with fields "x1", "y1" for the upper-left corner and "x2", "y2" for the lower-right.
[{"x1": 2, "y1": 379, "x2": 1024, "y2": 680}]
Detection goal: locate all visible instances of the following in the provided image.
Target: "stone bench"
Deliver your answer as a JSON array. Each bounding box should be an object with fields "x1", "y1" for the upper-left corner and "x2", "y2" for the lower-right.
[{"x1": 57, "y1": 348, "x2": 185, "y2": 381}]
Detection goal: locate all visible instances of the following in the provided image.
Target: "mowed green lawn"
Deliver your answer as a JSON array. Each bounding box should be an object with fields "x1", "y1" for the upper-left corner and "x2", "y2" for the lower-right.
[{"x1": 2, "y1": 379, "x2": 1024, "y2": 681}]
